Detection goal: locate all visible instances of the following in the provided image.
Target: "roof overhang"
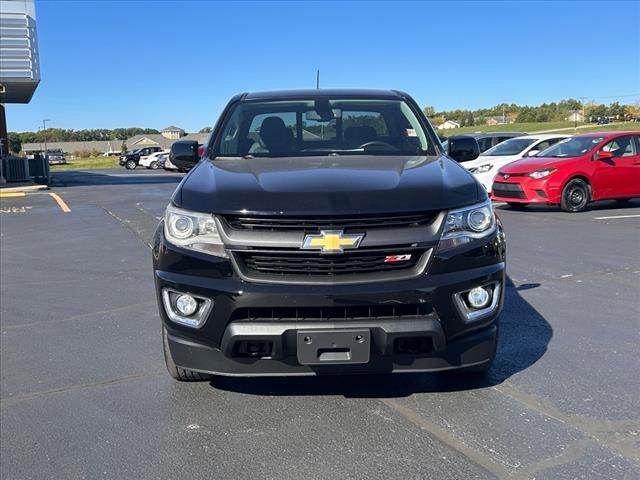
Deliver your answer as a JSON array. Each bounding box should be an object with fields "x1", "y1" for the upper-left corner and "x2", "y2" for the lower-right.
[{"x1": 0, "y1": 78, "x2": 40, "y2": 103}]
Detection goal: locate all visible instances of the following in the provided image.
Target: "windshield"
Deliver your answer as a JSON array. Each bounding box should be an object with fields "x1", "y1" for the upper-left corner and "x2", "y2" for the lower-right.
[
  {"x1": 216, "y1": 98, "x2": 434, "y2": 157},
  {"x1": 482, "y1": 138, "x2": 537, "y2": 156},
  {"x1": 537, "y1": 137, "x2": 605, "y2": 158}
]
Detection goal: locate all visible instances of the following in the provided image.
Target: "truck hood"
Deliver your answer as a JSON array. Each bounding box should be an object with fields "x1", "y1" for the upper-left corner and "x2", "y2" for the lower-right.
[{"x1": 175, "y1": 155, "x2": 483, "y2": 215}]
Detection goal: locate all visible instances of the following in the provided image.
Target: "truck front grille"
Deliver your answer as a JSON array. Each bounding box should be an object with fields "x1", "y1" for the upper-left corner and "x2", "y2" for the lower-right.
[
  {"x1": 235, "y1": 247, "x2": 425, "y2": 276},
  {"x1": 230, "y1": 303, "x2": 433, "y2": 322},
  {"x1": 223, "y1": 212, "x2": 437, "y2": 232}
]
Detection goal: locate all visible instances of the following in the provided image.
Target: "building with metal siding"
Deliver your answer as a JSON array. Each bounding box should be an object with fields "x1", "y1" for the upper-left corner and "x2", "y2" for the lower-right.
[{"x1": 0, "y1": 0, "x2": 40, "y2": 104}]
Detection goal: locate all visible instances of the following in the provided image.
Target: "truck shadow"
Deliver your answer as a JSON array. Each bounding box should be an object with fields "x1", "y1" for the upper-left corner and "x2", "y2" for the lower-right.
[
  {"x1": 50, "y1": 169, "x2": 184, "y2": 187},
  {"x1": 210, "y1": 276, "x2": 552, "y2": 397}
]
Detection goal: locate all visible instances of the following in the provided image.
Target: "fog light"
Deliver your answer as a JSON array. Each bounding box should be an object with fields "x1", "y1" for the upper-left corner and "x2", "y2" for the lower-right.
[
  {"x1": 161, "y1": 288, "x2": 213, "y2": 329},
  {"x1": 176, "y1": 294, "x2": 198, "y2": 316},
  {"x1": 467, "y1": 286, "x2": 490, "y2": 309}
]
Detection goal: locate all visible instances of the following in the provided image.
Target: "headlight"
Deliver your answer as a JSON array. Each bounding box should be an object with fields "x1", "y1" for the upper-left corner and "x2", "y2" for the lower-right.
[
  {"x1": 528, "y1": 168, "x2": 556, "y2": 179},
  {"x1": 164, "y1": 204, "x2": 227, "y2": 257},
  {"x1": 469, "y1": 164, "x2": 493, "y2": 174},
  {"x1": 438, "y1": 199, "x2": 496, "y2": 252}
]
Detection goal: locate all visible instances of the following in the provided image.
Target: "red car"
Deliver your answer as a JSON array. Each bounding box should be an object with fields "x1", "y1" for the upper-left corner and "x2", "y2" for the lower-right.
[{"x1": 492, "y1": 132, "x2": 640, "y2": 212}]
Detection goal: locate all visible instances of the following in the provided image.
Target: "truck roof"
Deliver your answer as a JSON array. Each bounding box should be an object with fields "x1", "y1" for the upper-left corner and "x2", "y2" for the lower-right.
[{"x1": 243, "y1": 89, "x2": 406, "y2": 101}]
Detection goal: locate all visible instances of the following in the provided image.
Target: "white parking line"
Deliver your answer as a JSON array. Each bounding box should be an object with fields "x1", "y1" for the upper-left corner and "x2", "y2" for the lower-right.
[{"x1": 594, "y1": 214, "x2": 640, "y2": 220}]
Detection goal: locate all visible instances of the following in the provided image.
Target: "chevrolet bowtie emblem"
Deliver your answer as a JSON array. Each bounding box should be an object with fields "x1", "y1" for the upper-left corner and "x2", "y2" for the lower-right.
[{"x1": 302, "y1": 230, "x2": 364, "y2": 253}]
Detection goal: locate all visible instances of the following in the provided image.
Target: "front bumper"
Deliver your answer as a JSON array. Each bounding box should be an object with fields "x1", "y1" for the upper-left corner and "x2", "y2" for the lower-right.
[
  {"x1": 492, "y1": 176, "x2": 559, "y2": 204},
  {"x1": 165, "y1": 321, "x2": 498, "y2": 376},
  {"x1": 153, "y1": 225, "x2": 506, "y2": 376}
]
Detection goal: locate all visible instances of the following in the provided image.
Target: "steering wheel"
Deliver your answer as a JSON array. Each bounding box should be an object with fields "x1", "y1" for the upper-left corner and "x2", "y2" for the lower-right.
[{"x1": 359, "y1": 140, "x2": 398, "y2": 151}]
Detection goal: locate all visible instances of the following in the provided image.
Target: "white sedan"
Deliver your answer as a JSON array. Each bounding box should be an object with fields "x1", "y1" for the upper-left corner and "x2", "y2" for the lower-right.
[
  {"x1": 464, "y1": 134, "x2": 571, "y2": 192},
  {"x1": 139, "y1": 150, "x2": 169, "y2": 169}
]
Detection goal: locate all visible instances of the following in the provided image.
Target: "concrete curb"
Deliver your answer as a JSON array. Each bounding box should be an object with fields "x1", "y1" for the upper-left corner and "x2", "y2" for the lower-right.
[{"x1": 0, "y1": 184, "x2": 49, "y2": 193}]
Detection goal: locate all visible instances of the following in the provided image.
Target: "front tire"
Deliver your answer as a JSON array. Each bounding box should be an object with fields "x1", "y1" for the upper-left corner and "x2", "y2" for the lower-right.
[
  {"x1": 561, "y1": 178, "x2": 590, "y2": 212},
  {"x1": 125, "y1": 160, "x2": 137, "y2": 170},
  {"x1": 162, "y1": 328, "x2": 213, "y2": 382}
]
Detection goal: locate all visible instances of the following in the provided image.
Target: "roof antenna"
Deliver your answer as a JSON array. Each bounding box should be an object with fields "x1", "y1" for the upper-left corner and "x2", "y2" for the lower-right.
[{"x1": 316, "y1": 69, "x2": 320, "y2": 89}]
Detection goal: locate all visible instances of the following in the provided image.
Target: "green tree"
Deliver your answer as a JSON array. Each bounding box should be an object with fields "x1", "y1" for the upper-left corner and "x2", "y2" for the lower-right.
[
  {"x1": 7, "y1": 134, "x2": 22, "y2": 153},
  {"x1": 199, "y1": 126, "x2": 212, "y2": 133},
  {"x1": 608, "y1": 102, "x2": 626, "y2": 119},
  {"x1": 464, "y1": 113, "x2": 474, "y2": 126},
  {"x1": 121, "y1": 141, "x2": 128, "y2": 154}
]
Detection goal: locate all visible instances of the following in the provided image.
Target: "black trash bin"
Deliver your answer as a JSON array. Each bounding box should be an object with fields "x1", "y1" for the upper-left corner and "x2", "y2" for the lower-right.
[{"x1": 28, "y1": 154, "x2": 50, "y2": 185}]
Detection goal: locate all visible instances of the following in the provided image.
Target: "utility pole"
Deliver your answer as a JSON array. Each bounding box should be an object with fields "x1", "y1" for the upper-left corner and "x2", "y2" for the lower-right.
[
  {"x1": 42, "y1": 118, "x2": 50, "y2": 154},
  {"x1": 316, "y1": 69, "x2": 320, "y2": 89},
  {"x1": 579, "y1": 96, "x2": 588, "y2": 122}
]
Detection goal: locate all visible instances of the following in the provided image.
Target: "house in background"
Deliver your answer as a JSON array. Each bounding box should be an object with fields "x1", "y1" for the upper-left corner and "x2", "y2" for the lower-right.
[
  {"x1": 437, "y1": 120, "x2": 460, "y2": 130},
  {"x1": 486, "y1": 115, "x2": 510, "y2": 125},
  {"x1": 566, "y1": 112, "x2": 584, "y2": 122},
  {"x1": 160, "y1": 126, "x2": 186, "y2": 139}
]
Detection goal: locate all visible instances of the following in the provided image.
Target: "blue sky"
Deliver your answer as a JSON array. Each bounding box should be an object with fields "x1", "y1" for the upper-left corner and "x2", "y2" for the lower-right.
[{"x1": 6, "y1": 0, "x2": 639, "y2": 132}]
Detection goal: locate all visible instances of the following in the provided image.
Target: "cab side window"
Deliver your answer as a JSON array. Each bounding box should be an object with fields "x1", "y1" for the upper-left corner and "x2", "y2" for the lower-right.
[{"x1": 602, "y1": 136, "x2": 636, "y2": 157}]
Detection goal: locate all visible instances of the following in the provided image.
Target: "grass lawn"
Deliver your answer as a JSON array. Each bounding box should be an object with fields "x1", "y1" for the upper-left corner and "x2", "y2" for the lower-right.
[
  {"x1": 571, "y1": 122, "x2": 640, "y2": 133},
  {"x1": 50, "y1": 156, "x2": 120, "y2": 171},
  {"x1": 439, "y1": 121, "x2": 640, "y2": 137},
  {"x1": 440, "y1": 121, "x2": 579, "y2": 136}
]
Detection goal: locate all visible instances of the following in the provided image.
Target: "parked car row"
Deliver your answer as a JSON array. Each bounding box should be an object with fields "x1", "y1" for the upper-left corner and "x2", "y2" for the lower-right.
[
  {"x1": 441, "y1": 131, "x2": 525, "y2": 154},
  {"x1": 119, "y1": 146, "x2": 163, "y2": 169},
  {"x1": 138, "y1": 150, "x2": 169, "y2": 169},
  {"x1": 447, "y1": 132, "x2": 640, "y2": 212},
  {"x1": 120, "y1": 144, "x2": 204, "y2": 172},
  {"x1": 464, "y1": 134, "x2": 571, "y2": 191}
]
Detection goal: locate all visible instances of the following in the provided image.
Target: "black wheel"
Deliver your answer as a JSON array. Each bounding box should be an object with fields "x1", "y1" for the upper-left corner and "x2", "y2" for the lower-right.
[
  {"x1": 162, "y1": 328, "x2": 213, "y2": 382},
  {"x1": 561, "y1": 178, "x2": 590, "y2": 212},
  {"x1": 125, "y1": 160, "x2": 137, "y2": 170},
  {"x1": 506, "y1": 202, "x2": 527, "y2": 210},
  {"x1": 150, "y1": 161, "x2": 159, "y2": 170}
]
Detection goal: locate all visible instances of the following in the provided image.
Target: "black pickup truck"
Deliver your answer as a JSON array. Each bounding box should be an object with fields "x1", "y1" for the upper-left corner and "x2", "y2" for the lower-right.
[{"x1": 152, "y1": 89, "x2": 505, "y2": 380}]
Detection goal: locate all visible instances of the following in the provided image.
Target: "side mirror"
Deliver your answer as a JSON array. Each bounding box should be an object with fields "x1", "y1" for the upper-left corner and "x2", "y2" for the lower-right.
[
  {"x1": 526, "y1": 150, "x2": 540, "y2": 157},
  {"x1": 447, "y1": 136, "x2": 480, "y2": 162},
  {"x1": 593, "y1": 150, "x2": 614, "y2": 161},
  {"x1": 170, "y1": 140, "x2": 199, "y2": 170}
]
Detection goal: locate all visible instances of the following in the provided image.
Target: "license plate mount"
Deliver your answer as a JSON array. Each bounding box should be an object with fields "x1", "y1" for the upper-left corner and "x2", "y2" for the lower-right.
[{"x1": 296, "y1": 329, "x2": 370, "y2": 365}]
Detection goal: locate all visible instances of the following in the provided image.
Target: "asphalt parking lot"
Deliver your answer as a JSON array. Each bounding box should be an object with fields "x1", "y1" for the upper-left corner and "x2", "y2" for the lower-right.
[{"x1": 1, "y1": 169, "x2": 639, "y2": 480}]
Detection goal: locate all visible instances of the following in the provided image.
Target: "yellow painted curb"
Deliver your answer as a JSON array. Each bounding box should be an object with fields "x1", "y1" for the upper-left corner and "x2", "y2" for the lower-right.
[
  {"x1": 0, "y1": 192, "x2": 26, "y2": 198},
  {"x1": 49, "y1": 192, "x2": 71, "y2": 212}
]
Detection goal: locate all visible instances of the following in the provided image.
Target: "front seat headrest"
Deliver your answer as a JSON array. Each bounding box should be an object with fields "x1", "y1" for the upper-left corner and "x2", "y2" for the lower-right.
[{"x1": 260, "y1": 117, "x2": 293, "y2": 153}]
